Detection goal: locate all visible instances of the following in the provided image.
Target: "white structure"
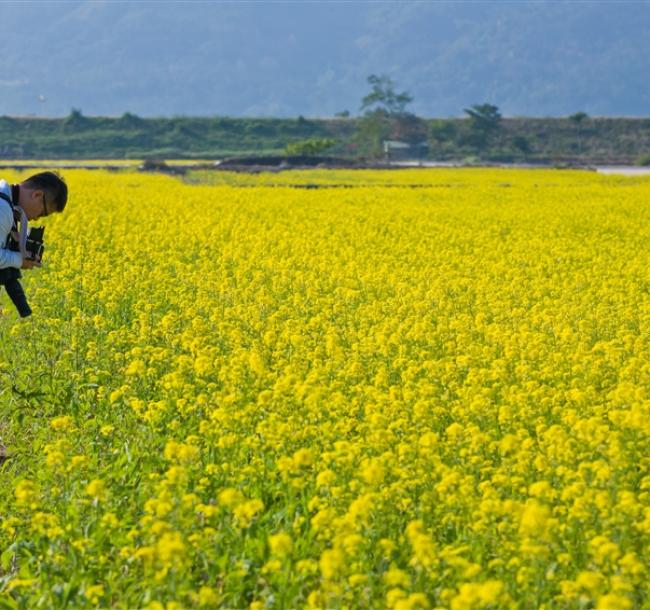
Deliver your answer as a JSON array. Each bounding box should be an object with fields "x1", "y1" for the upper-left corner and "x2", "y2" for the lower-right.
[{"x1": 383, "y1": 140, "x2": 429, "y2": 161}]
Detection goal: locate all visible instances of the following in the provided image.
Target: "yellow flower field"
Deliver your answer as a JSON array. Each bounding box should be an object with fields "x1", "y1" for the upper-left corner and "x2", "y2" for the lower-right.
[{"x1": 1, "y1": 168, "x2": 650, "y2": 609}]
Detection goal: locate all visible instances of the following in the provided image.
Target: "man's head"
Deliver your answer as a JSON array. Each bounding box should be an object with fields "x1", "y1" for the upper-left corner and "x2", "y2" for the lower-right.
[{"x1": 18, "y1": 171, "x2": 67, "y2": 221}]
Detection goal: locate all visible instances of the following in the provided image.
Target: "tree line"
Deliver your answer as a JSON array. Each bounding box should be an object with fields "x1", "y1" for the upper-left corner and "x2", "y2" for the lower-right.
[
  {"x1": 1, "y1": 82, "x2": 650, "y2": 164},
  {"x1": 285, "y1": 74, "x2": 608, "y2": 163}
]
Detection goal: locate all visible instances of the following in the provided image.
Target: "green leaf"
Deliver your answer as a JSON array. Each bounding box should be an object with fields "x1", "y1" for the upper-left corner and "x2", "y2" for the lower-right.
[
  {"x1": 0, "y1": 547, "x2": 14, "y2": 573},
  {"x1": 0, "y1": 593, "x2": 20, "y2": 610}
]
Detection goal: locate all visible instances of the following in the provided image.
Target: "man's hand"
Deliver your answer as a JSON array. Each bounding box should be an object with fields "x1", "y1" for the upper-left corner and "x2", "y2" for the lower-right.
[{"x1": 21, "y1": 257, "x2": 41, "y2": 270}]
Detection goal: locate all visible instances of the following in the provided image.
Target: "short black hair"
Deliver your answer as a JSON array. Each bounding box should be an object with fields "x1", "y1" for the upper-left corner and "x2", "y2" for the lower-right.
[{"x1": 22, "y1": 171, "x2": 68, "y2": 212}]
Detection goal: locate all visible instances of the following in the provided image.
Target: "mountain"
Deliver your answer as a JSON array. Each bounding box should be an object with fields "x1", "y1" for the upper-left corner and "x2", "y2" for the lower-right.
[{"x1": 1, "y1": 1, "x2": 649, "y2": 118}]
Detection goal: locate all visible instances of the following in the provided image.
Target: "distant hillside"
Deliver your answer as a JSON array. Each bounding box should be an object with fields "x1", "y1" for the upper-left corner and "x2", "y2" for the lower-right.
[
  {"x1": 1, "y1": 2, "x2": 650, "y2": 118},
  {"x1": 1, "y1": 114, "x2": 650, "y2": 165}
]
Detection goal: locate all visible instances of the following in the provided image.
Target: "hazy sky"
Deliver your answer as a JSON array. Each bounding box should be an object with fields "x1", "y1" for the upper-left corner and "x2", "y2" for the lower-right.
[{"x1": 2, "y1": 1, "x2": 650, "y2": 117}]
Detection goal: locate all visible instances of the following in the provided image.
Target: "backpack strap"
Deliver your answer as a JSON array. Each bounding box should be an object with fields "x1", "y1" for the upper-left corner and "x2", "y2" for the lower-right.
[
  {"x1": 0, "y1": 192, "x2": 15, "y2": 247},
  {"x1": 0, "y1": 191, "x2": 12, "y2": 207},
  {"x1": 0, "y1": 190, "x2": 27, "y2": 256}
]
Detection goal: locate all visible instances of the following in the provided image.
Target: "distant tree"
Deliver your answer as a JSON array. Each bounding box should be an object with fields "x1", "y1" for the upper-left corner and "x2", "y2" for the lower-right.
[
  {"x1": 512, "y1": 135, "x2": 531, "y2": 154},
  {"x1": 569, "y1": 111, "x2": 589, "y2": 125},
  {"x1": 285, "y1": 138, "x2": 335, "y2": 156},
  {"x1": 391, "y1": 112, "x2": 428, "y2": 144},
  {"x1": 428, "y1": 120, "x2": 459, "y2": 158},
  {"x1": 63, "y1": 107, "x2": 88, "y2": 130},
  {"x1": 335, "y1": 110, "x2": 350, "y2": 118},
  {"x1": 360, "y1": 74, "x2": 413, "y2": 117},
  {"x1": 119, "y1": 112, "x2": 144, "y2": 127},
  {"x1": 569, "y1": 112, "x2": 589, "y2": 155},
  {"x1": 429, "y1": 120, "x2": 457, "y2": 143},
  {"x1": 355, "y1": 111, "x2": 392, "y2": 158},
  {"x1": 460, "y1": 103, "x2": 502, "y2": 153},
  {"x1": 464, "y1": 104, "x2": 502, "y2": 132},
  {"x1": 357, "y1": 75, "x2": 420, "y2": 158}
]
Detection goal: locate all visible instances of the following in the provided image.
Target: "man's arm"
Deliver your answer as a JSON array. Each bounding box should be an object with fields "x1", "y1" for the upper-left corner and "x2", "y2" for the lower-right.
[{"x1": 0, "y1": 205, "x2": 23, "y2": 270}]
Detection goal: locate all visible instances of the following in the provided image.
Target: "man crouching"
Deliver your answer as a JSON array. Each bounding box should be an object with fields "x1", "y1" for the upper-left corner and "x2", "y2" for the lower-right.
[{"x1": 0, "y1": 171, "x2": 67, "y2": 316}]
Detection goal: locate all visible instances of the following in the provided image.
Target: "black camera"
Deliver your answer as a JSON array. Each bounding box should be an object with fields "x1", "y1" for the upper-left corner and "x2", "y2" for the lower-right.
[{"x1": 0, "y1": 226, "x2": 45, "y2": 317}]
